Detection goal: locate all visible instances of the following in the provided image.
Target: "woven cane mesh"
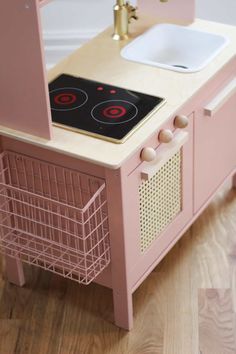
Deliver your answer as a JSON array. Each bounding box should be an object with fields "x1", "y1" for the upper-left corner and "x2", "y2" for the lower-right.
[{"x1": 139, "y1": 151, "x2": 182, "y2": 253}]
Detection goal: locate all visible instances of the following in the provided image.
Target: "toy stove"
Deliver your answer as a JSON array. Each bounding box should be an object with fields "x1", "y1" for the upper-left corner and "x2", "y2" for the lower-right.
[{"x1": 49, "y1": 74, "x2": 165, "y2": 143}]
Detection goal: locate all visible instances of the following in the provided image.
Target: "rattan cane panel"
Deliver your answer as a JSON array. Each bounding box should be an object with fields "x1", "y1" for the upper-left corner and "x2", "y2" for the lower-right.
[{"x1": 139, "y1": 151, "x2": 182, "y2": 253}]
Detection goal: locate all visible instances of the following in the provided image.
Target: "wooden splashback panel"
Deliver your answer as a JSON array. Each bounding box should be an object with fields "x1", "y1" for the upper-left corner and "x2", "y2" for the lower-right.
[{"x1": 138, "y1": 0, "x2": 195, "y2": 24}]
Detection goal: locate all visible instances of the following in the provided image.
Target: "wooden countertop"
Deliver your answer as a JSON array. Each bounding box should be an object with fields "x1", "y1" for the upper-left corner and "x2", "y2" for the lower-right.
[{"x1": 1, "y1": 18, "x2": 236, "y2": 169}]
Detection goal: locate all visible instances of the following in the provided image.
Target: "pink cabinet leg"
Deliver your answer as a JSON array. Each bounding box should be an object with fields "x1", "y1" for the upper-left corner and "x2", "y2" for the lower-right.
[
  {"x1": 113, "y1": 287, "x2": 133, "y2": 330},
  {"x1": 105, "y1": 168, "x2": 134, "y2": 330},
  {"x1": 5, "y1": 256, "x2": 25, "y2": 287},
  {"x1": 232, "y1": 173, "x2": 236, "y2": 188}
]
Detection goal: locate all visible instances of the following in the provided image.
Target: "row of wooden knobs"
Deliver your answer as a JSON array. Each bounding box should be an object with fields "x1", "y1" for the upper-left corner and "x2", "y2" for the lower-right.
[{"x1": 141, "y1": 115, "x2": 189, "y2": 162}]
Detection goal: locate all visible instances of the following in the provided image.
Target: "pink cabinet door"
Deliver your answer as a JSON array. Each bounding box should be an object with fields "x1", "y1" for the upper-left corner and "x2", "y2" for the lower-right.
[
  {"x1": 122, "y1": 113, "x2": 193, "y2": 286},
  {"x1": 194, "y1": 77, "x2": 236, "y2": 212}
]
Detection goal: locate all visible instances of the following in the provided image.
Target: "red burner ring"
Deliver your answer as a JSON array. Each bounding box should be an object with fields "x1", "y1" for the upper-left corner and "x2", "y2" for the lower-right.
[
  {"x1": 103, "y1": 105, "x2": 127, "y2": 119},
  {"x1": 54, "y1": 93, "x2": 77, "y2": 105}
]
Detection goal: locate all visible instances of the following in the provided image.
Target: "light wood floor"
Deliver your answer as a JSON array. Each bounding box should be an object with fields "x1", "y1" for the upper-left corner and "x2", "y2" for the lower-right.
[{"x1": 0, "y1": 184, "x2": 236, "y2": 354}]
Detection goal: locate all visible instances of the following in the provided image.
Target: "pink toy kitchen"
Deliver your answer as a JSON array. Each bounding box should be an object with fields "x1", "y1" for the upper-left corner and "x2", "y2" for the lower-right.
[{"x1": 1, "y1": 0, "x2": 236, "y2": 331}]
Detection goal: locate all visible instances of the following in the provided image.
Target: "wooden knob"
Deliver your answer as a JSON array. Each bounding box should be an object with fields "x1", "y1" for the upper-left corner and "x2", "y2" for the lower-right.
[
  {"x1": 174, "y1": 115, "x2": 189, "y2": 129},
  {"x1": 141, "y1": 147, "x2": 156, "y2": 162},
  {"x1": 158, "y1": 129, "x2": 173, "y2": 143}
]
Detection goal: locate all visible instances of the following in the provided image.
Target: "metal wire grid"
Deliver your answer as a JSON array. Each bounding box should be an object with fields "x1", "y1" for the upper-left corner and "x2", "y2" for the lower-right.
[{"x1": 0, "y1": 151, "x2": 110, "y2": 284}]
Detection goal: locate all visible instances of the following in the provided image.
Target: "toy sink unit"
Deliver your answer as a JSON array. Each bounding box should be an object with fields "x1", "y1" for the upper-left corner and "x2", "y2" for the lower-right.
[{"x1": 121, "y1": 24, "x2": 229, "y2": 73}]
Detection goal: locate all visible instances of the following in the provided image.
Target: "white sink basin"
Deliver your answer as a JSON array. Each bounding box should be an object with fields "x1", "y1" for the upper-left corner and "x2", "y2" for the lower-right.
[{"x1": 121, "y1": 24, "x2": 229, "y2": 73}]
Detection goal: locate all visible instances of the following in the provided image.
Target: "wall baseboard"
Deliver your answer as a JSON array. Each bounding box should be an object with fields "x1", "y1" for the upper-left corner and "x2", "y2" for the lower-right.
[{"x1": 43, "y1": 29, "x2": 99, "y2": 69}]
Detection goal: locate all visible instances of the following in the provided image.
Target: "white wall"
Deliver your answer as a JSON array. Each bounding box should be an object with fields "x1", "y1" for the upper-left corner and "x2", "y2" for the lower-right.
[
  {"x1": 41, "y1": 0, "x2": 236, "y2": 68},
  {"x1": 41, "y1": 0, "x2": 113, "y2": 33},
  {"x1": 41, "y1": 0, "x2": 114, "y2": 67}
]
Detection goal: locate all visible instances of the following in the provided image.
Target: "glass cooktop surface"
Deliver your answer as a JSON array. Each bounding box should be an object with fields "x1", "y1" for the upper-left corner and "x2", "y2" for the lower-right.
[{"x1": 49, "y1": 74, "x2": 165, "y2": 143}]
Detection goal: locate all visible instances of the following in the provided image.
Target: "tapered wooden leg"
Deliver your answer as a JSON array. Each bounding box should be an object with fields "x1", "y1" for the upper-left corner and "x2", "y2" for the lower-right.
[
  {"x1": 105, "y1": 168, "x2": 134, "y2": 330},
  {"x1": 232, "y1": 173, "x2": 236, "y2": 188},
  {"x1": 113, "y1": 287, "x2": 133, "y2": 330},
  {"x1": 5, "y1": 255, "x2": 25, "y2": 287}
]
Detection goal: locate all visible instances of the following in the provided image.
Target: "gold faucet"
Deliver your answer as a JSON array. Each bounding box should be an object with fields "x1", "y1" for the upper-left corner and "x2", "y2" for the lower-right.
[{"x1": 112, "y1": 0, "x2": 138, "y2": 41}]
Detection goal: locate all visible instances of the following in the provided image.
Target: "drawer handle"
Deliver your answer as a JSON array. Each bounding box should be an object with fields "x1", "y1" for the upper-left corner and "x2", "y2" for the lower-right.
[
  {"x1": 141, "y1": 131, "x2": 189, "y2": 181},
  {"x1": 174, "y1": 115, "x2": 189, "y2": 129},
  {"x1": 204, "y1": 77, "x2": 236, "y2": 117},
  {"x1": 140, "y1": 147, "x2": 157, "y2": 162},
  {"x1": 158, "y1": 129, "x2": 174, "y2": 143}
]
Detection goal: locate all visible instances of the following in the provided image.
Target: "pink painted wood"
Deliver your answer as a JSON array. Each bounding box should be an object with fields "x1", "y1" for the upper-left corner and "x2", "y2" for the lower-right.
[
  {"x1": 123, "y1": 113, "x2": 194, "y2": 289},
  {"x1": 138, "y1": 0, "x2": 195, "y2": 24},
  {"x1": 0, "y1": 137, "x2": 113, "y2": 288},
  {"x1": 5, "y1": 256, "x2": 25, "y2": 287},
  {"x1": 133, "y1": 166, "x2": 236, "y2": 292},
  {"x1": 232, "y1": 174, "x2": 236, "y2": 188},
  {"x1": 105, "y1": 168, "x2": 134, "y2": 330},
  {"x1": 123, "y1": 56, "x2": 236, "y2": 179},
  {"x1": 1, "y1": 54, "x2": 236, "y2": 330},
  {"x1": 194, "y1": 75, "x2": 236, "y2": 212},
  {"x1": 0, "y1": 0, "x2": 52, "y2": 140},
  {"x1": 0, "y1": 136, "x2": 106, "y2": 179}
]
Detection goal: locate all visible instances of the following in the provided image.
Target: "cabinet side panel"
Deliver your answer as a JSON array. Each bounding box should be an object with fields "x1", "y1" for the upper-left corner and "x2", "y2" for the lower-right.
[
  {"x1": 0, "y1": 136, "x2": 105, "y2": 177},
  {"x1": 0, "y1": 0, "x2": 52, "y2": 139}
]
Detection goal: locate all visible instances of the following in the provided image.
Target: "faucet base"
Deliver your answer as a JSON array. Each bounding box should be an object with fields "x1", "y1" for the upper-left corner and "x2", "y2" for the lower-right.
[
  {"x1": 112, "y1": 1, "x2": 137, "y2": 41},
  {"x1": 112, "y1": 33, "x2": 129, "y2": 41}
]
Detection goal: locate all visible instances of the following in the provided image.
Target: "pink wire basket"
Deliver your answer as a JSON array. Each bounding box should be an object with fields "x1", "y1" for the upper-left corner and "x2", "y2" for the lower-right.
[{"x1": 0, "y1": 151, "x2": 110, "y2": 285}]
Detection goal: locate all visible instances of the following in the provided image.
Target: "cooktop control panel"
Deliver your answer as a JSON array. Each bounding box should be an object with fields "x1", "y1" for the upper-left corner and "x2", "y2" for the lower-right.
[{"x1": 49, "y1": 74, "x2": 165, "y2": 143}]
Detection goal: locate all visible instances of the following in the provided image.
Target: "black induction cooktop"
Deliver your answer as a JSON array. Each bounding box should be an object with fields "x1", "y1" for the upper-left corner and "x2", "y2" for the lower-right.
[{"x1": 49, "y1": 74, "x2": 165, "y2": 143}]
